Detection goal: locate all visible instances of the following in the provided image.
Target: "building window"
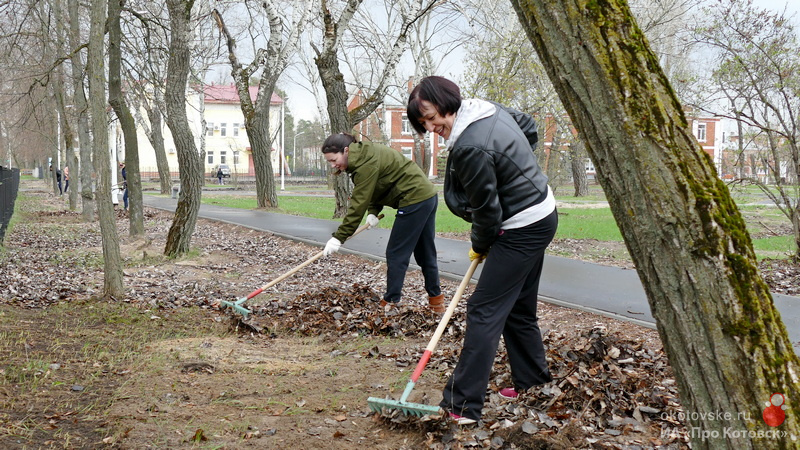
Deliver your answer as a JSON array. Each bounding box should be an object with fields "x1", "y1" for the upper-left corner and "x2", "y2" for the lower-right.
[
  {"x1": 401, "y1": 147, "x2": 412, "y2": 160},
  {"x1": 438, "y1": 135, "x2": 446, "y2": 147},
  {"x1": 206, "y1": 123, "x2": 214, "y2": 136},
  {"x1": 207, "y1": 152, "x2": 214, "y2": 164},
  {"x1": 232, "y1": 123, "x2": 239, "y2": 137},
  {"x1": 233, "y1": 151, "x2": 240, "y2": 165},
  {"x1": 401, "y1": 115, "x2": 411, "y2": 135},
  {"x1": 220, "y1": 123, "x2": 227, "y2": 137},
  {"x1": 697, "y1": 123, "x2": 707, "y2": 142},
  {"x1": 220, "y1": 150, "x2": 227, "y2": 164}
]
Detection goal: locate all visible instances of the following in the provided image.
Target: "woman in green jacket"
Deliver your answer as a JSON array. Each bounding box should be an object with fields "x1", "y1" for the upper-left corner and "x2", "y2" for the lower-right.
[{"x1": 321, "y1": 133, "x2": 444, "y2": 312}]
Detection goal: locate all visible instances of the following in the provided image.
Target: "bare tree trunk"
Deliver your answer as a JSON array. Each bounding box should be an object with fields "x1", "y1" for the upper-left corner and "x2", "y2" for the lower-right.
[
  {"x1": 511, "y1": 1, "x2": 799, "y2": 447},
  {"x1": 50, "y1": 0, "x2": 79, "y2": 211},
  {"x1": 247, "y1": 123, "x2": 278, "y2": 208},
  {"x1": 412, "y1": 133, "x2": 430, "y2": 175},
  {"x1": 163, "y1": 0, "x2": 203, "y2": 258},
  {"x1": 315, "y1": 43, "x2": 353, "y2": 218},
  {"x1": 108, "y1": 0, "x2": 143, "y2": 237},
  {"x1": 88, "y1": 0, "x2": 123, "y2": 298},
  {"x1": 53, "y1": 71, "x2": 76, "y2": 210},
  {"x1": 212, "y1": 5, "x2": 308, "y2": 209},
  {"x1": 312, "y1": 0, "x2": 421, "y2": 217},
  {"x1": 140, "y1": 96, "x2": 172, "y2": 195},
  {"x1": 570, "y1": 139, "x2": 588, "y2": 197},
  {"x1": 68, "y1": 0, "x2": 95, "y2": 222}
]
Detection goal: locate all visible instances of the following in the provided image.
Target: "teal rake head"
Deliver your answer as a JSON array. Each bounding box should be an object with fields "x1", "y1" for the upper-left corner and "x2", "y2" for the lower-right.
[
  {"x1": 367, "y1": 396, "x2": 440, "y2": 417},
  {"x1": 221, "y1": 297, "x2": 251, "y2": 317}
]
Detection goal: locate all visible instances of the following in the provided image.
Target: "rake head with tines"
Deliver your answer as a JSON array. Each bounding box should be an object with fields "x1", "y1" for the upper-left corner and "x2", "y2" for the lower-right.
[
  {"x1": 367, "y1": 396, "x2": 440, "y2": 417},
  {"x1": 221, "y1": 297, "x2": 251, "y2": 317}
]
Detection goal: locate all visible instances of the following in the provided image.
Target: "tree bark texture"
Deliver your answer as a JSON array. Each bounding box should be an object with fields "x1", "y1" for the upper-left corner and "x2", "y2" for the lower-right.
[
  {"x1": 570, "y1": 139, "x2": 589, "y2": 197},
  {"x1": 141, "y1": 97, "x2": 172, "y2": 195},
  {"x1": 108, "y1": 0, "x2": 143, "y2": 237},
  {"x1": 246, "y1": 120, "x2": 278, "y2": 208},
  {"x1": 510, "y1": 0, "x2": 799, "y2": 447},
  {"x1": 53, "y1": 71, "x2": 78, "y2": 211},
  {"x1": 68, "y1": 0, "x2": 95, "y2": 222},
  {"x1": 163, "y1": 0, "x2": 202, "y2": 258},
  {"x1": 88, "y1": 0, "x2": 123, "y2": 298},
  {"x1": 50, "y1": 0, "x2": 79, "y2": 211},
  {"x1": 316, "y1": 45, "x2": 353, "y2": 218},
  {"x1": 211, "y1": 9, "x2": 277, "y2": 209}
]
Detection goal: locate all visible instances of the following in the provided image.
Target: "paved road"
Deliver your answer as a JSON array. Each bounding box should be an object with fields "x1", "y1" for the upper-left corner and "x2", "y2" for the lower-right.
[{"x1": 143, "y1": 195, "x2": 800, "y2": 354}]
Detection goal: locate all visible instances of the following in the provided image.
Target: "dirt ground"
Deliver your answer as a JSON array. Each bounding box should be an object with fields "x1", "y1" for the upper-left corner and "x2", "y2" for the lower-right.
[{"x1": 1, "y1": 183, "x2": 797, "y2": 449}]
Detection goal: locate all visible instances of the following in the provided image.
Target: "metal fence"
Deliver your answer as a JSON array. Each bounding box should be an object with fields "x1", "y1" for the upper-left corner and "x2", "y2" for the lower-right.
[{"x1": 0, "y1": 166, "x2": 20, "y2": 245}]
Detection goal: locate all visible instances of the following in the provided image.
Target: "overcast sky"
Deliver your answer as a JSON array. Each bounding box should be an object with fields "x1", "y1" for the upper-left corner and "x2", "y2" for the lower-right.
[{"x1": 281, "y1": 0, "x2": 799, "y2": 123}]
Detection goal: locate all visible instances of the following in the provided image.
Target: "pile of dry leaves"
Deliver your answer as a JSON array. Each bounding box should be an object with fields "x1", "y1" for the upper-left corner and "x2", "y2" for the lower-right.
[
  {"x1": 238, "y1": 282, "x2": 686, "y2": 448},
  {"x1": 5, "y1": 188, "x2": 799, "y2": 448}
]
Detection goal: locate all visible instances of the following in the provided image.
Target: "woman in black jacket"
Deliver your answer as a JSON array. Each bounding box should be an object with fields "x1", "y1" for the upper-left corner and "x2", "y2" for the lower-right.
[{"x1": 407, "y1": 76, "x2": 558, "y2": 425}]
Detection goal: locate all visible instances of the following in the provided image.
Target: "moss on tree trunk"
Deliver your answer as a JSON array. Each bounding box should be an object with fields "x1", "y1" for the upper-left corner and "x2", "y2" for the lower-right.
[{"x1": 511, "y1": 0, "x2": 799, "y2": 447}]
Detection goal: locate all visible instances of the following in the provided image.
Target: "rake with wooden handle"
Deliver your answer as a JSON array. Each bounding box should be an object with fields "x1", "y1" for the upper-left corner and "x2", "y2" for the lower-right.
[
  {"x1": 367, "y1": 258, "x2": 481, "y2": 417},
  {"x1": 221, "y1": 214, "x2": 383, "y2": 317}
]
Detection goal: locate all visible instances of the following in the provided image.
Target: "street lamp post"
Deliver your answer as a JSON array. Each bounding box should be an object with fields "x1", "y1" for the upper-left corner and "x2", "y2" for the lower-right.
[{"x1": 280, "y1": 97, "x2": 286, "y2": 191}]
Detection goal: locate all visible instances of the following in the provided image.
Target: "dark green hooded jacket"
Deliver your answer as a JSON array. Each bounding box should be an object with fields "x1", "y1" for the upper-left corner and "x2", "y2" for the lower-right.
[{"x1": 333, "y1": 141, "x2": 436, "y2": 242}]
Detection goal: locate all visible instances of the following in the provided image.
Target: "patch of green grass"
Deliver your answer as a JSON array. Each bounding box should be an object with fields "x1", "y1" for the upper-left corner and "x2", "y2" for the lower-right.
[
  {"x1": 752, "y1": 235, "x2": 795, "y2": 257},
  {"x1": 201, "y1": 194, "x2": 472, "y2": 233},
  {"x1": 555, "y1": 207, "x2": 623, "y2": 241},
  {"x1": 202, "y1": 192, "x2": 796, "y2": 259}
]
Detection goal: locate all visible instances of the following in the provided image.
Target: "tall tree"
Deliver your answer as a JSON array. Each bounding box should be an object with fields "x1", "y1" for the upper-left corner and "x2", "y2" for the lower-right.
[
  {"x1": 458, "y1": 0, "x2": 587, "y2": 194},
  {"x1": 163, "y1": 0, "x2": 204, "y2": 257},
  {"x1": 399, "y1": 4, "x2": 462, "y2": 176},
  {"x1": 212, "y1": 0, "x2": 312, "y2": 208},
  {"x1": 510, "y1": 0, "x2": 799, "y2": 447},
  {"x1": 49, "y1": 0, "x2": 81, "y2": 211},
  {"x1": 68, "y1": 0, "x2": 96, "y2": 222},
  {"x1": 88, "y1": 0, "x2": 123, "y2": 297},
  {"x1": 692, "y1": 0, "x2": 800, "y2": 260},
  {"x1": 108, "y1": 0, "x2": 144, "y2": 236},
  {"x1": 312, "y1": 0, "x2": 432, "y2": 217},
  {"x1": 123, "y1": 2, "x2": 175, "y2": 196}
]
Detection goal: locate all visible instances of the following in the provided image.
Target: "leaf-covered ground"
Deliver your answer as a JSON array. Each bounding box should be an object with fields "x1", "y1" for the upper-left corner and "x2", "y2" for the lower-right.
[{"x1": 1, "y1": 183, "x2": 797, "y2": 449}]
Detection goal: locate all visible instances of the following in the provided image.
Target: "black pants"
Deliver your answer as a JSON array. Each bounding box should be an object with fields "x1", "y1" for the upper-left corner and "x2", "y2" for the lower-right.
[
  {"x1": 441, "y1": 209, "x2": 558, "y2": 420},
  {"x1": 384, "y1": 195, "x2": 441, "y2": 303}
]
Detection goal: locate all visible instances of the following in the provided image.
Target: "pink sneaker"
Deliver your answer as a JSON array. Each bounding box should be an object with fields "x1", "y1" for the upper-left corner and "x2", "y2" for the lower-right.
[
  {"x1": 499, "y1": 387, "x2": 518, "y2": 399},
  {"x1": 449, "y1": 413, "x2": 477, "y2": 425}
]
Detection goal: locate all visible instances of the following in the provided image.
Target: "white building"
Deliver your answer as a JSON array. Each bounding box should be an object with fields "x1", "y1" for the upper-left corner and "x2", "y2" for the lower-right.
[{"x1": 117, "y1": 83, "x2": 285, "y2": 179}]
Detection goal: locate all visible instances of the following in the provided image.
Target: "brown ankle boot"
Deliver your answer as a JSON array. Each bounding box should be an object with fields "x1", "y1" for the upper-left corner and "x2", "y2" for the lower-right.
[{"x1": 428, "y1": 294, "x2": 445, "y2": 313}]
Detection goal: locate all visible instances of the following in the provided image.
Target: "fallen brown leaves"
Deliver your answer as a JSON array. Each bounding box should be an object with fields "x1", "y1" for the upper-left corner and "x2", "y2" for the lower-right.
[
  {"x1": 8, "y1": 187, "x2": 798, "y2": 449},
  {"x1": 236, "y1": 282, "x2": 687, "y2": 448}
]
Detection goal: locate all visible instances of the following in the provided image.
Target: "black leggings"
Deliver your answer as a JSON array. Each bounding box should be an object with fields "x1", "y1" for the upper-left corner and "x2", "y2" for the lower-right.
[
  {"x1": 383, "y1": 195, "x2": 441, "y2": 303},
  {"x1": 441, "y1": 209, "x2": 558, "y2": 420}
]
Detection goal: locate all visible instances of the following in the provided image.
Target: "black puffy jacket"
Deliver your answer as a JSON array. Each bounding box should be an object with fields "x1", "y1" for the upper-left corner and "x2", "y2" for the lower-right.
[{"x1": 444, "y1": 104, "x2": 549, "y2": 253}]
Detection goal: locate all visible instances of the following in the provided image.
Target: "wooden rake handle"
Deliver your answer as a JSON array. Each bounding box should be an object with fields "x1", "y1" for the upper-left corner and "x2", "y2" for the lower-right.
[
  {"x1": 245, "y1": 214, "x2": 384, "y2": 300},
  {"x1": 407, "y1": 258, "x2": 481, "y2": 384}
]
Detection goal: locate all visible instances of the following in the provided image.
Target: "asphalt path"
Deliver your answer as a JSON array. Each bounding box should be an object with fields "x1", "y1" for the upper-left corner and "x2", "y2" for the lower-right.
[{"x1": 143, "y1": 194, "x2": 800, "y2": 355}]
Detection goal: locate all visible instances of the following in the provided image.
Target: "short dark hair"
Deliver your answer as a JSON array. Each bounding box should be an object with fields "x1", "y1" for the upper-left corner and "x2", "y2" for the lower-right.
[
  {"x1": 407, "y1": 76, "x2": 462, "y2": 135},
  {"x1": 321, "y1": 133, "x2": 357, "y2": 154}
]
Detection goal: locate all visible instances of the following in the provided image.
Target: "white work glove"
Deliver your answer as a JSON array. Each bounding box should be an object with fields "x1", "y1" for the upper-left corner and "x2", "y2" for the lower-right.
[
  {"x1": 366, "y1": 214, "x2": 380, "y2": 229},
  {"x1": 323, "y1": 237, "x2": 342, "y2": 256}
]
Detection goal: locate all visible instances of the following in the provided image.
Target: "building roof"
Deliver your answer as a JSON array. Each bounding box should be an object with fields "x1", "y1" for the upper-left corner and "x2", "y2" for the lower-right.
[{"x1": 204, "y1": 83, "x2": 283, "y2": 105}]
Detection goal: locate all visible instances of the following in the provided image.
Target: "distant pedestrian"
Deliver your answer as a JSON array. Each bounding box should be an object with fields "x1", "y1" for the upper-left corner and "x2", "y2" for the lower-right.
[
  {"x1": 217, "y1": 167, "x2": 224, "y2": 185},
  {"x1": 63, "y1": 166, "x2": 69, "y2": 193},
  {"x1": 119, "y1": 162, "x2": 128, "y2": 210}
]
